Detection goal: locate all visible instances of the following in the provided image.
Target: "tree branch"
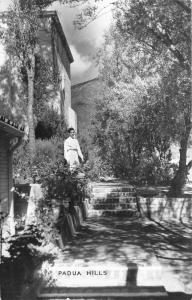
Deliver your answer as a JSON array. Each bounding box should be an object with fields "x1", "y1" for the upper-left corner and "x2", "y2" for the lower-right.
[
  {"x1": 148, "y1": 27, "x2": 190, "y2": 72},
  {"x1": 187, "y1": 160, "x2": 192, "y2": 172},
  {"x1": 171, "y1": 0, "x2": 191, "y2": 13}
]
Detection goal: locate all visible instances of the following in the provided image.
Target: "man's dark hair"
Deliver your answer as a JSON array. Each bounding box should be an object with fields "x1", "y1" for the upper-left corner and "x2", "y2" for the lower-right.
[{"x1": 68, "y1": 127, "x2": 75, "y2": 133}]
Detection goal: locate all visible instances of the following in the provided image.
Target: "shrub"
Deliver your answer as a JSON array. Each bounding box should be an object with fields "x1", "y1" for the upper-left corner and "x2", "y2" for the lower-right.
[
  {"x1": 84, "y1": 155, "x2": 114, "y2": 181},
  {"x1": 132, "y1": 150, "x2": 177, "y2": 185},
  {"x1": 13, "y1": 136, "x2": 64, "y2": 183},
  {"x1": 35, "y1": 108, "x2": 68, "y2": 140},
  {"x1": 33, "y1": 157, "x2": 88, "y2": 246},
  {"x1": 40, "y1": 158, "x2": 87, "y2": 204}
]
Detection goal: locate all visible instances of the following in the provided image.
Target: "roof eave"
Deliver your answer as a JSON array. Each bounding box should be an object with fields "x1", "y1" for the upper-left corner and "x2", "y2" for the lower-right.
[
  {"x1": 41, "y1": 10, "x2": 74, "y2": 64},
  {"x1": 0, "y1": 121, "x2": 25, "y2": 138}
]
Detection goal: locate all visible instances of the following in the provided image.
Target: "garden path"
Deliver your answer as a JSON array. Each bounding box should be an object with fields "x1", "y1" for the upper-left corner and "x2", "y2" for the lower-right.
[
  {"x1": 38, "y1": 181, "x2": 192, "y2": 299},
  {"x1": 39, "y1": 215, "x2": 192, "y2": 296}
]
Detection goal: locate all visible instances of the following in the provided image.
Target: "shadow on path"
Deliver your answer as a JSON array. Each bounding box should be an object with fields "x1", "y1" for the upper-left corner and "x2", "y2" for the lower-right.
[{"x1": 61, "y1": 216, "x2": 192, "y2": 293}]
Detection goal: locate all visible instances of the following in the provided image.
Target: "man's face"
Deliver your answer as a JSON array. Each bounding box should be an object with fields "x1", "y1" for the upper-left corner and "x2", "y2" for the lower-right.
[{"x1": 69, "y1": 130, "x2": 76, "y2": 139}]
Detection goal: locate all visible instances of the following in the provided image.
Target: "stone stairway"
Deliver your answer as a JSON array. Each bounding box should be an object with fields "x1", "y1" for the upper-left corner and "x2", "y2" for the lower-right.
[{"x1": 88, "y1": 181, "x2": 138, "y2": 216}]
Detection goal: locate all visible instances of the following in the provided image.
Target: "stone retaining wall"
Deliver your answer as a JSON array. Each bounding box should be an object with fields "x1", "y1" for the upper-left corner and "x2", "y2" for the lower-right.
[
  {"x1": 14, "y1": 184, "x2": 89, "y2": 246},
  {"x1": 138, "y1": 196, "x2": 192, "y2": 222}
]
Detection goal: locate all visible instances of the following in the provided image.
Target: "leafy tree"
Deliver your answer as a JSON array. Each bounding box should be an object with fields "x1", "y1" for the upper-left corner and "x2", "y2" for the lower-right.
[
  {"x1": 92, "y1": 6, "x2": 190, "y2": 187},
  {"x1": 1, "y1": 0, "x2": 64, "y2": 161},
  {"x1": 78, "y1": 0, "x2": 191, "y2": 191},
  {"x1": 114, "y1": 0, "x2": 191, "y2": 192},
  {"x1": 2, "y1": 0, "x2": 45, "y2": 160}
]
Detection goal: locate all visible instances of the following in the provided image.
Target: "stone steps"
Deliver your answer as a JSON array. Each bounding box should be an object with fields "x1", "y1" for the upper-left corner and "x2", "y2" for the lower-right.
[
  {"x1": 92, "y1": 192, "x2": 136, "y2": 199},
  {"x1": 88, "y1": 209, "x2": 139, "y2": 217},
  {"x1": 93, "y1": 203, "x2": 136, "y2": 210},
  {"x1": 89, "y1": 181, "x2": 138, "y2": 216},
  {"x1": 92, "y1": 187, "x2": 136, "y2": 193},
  {"x1": 91, "y1": 197, "x2": 136, "y2": 203}
]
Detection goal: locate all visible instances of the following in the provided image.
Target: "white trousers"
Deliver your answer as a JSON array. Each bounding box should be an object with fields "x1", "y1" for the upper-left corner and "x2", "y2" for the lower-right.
[{"x1": 67, "y1": 150, "x2": 80, "y2": 170}]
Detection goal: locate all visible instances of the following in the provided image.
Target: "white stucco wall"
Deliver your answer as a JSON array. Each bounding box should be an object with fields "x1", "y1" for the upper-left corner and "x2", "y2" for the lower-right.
[
  {"x1": 68, "y1": 107, "x2": 77, "y2": 131},
  {"x1": 56, "y1": 52, "x2": 77, "y2": 129}
]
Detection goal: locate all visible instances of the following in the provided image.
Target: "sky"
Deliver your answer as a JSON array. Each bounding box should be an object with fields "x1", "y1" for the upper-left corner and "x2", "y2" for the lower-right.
[{"x1": 0, "y1": 0, "x2": 112, "y2": 84}]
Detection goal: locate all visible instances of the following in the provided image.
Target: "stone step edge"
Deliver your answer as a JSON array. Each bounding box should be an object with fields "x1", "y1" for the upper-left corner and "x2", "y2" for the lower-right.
[
  {"x1": 92, "y1": 203, "x2": 136, "y2": 206},
  {"x1": 92, "y1": 206, "x2": 137, "y2": 209},
  {"x1": 37, "y1": 286, "x2": 168, "y2": 299},
  {"x1": 91, "y1": 182, "x2": 133, "y2": 184},
  {"x1": 91, "y1": 194, "x2": 136, "y2": 198},
  {"x1": 91, "y1": 198, "x2": 136, "y2": 202},
  {"x1": 92, "y1": 188, "x2": 135, "y2": 191},
  {"x1": 89, "y1": 208, "x2": 137, "y2": 211},
  {"x1": 88, "y1": 209, "x2": 139, "y2": 216}
]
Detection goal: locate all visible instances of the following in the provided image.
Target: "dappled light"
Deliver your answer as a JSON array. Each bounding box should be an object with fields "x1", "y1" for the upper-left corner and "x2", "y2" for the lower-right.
[{"x1": 59, "y1": 215, "x2": 192, "y2": 292}]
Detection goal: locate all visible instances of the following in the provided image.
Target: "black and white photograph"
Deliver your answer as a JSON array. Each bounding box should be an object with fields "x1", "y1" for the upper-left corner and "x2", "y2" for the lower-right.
[{"x1": 0, "y1": 0, "x2": 191, "y2": 299}]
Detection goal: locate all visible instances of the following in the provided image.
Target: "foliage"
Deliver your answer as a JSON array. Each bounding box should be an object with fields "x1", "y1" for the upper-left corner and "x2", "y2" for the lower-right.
[
  {"x1": 84, "y1": 153, "x2": 114, "y2": 181},
  {"x1": 20, "y1": 53, "x2": 59, "y2": 123},
  {"x1": 32, "y1": 155, "x2": 88, "y2": 246},
  {"x1": 93, "y1": 91, "x2": 176, "y2": 184},
  {"x1": 13, "y1": 137, "x2": 88, "y2": 247},
  {"x1": 2, "y1": 0, "x2": 43, "y2": 159},
  {"x1": 35, "y1": 108, "x2": 67, "y2": 139},
  {"x1": 114, "y1": 0, "x2": 191, "y2": 192},
  {"x1": 88, "y1": 0, "x2": 191, "y2": 189},
  {"x1": 13, "y1": 136, "x2": 63, "y2": 183},
  {"x1": 115, "y1": 0, "x2": 190, "y2": 72},
  {"x1": 69, "y1": 0, "x2": 191, "y2": 190},
  {"x1": 40, "y1": 157, "x2": 87, "y2": 204},
  {"x1": 13, "y1": 132, "x2": 87, "y2": 198},
  {"x1": 0, "y1": 224, "x2": 58, "y2": 299},
  {"x1": 3, "y1": 225, "x2": 42, "y2": 261}
]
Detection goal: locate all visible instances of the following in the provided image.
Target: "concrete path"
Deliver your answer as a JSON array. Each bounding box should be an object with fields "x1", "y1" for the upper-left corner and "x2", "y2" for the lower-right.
[{"x1": 40, "y1": 215, "x2": 192, "y2": 294}]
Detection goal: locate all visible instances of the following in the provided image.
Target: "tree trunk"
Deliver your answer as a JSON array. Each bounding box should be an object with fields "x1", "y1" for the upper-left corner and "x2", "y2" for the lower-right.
[
  {"x1": 170, "y1": 129, "x2": 191, "y2": 195},
  {"x1": 27, "y1": 56, "x2": 36, "y2": 163}
]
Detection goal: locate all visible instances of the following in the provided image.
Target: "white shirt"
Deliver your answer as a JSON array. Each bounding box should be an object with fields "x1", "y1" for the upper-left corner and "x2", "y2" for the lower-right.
[{"x1": 64, "y1": 137, "x2": 83, "y2": 163}]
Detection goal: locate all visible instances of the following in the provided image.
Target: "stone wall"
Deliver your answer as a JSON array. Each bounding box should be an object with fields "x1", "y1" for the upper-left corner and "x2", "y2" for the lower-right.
[{"x1": 138, "y1": 196, "x2": 192, "y2": 222}]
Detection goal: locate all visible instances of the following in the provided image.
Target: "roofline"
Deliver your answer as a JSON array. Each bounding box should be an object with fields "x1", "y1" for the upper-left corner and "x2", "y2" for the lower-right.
[
  {"x1": 0, "y1": 10, "x2": 74, "y2": 64},
  {"x1": 0, "y1": 116, "x2": 24, "y2": 137},
  {"x1": 72, "y1": 77, "x2": 99, "y2": 89},
  {"x1": 41, "y1": 10, "x2": 74, "y2": 64}
]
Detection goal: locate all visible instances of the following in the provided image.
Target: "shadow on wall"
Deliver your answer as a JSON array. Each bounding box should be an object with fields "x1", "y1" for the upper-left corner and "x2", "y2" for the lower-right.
[
  {"x1": 138, "y1": 196, "x2": 192, "y2": 223},
  {"x1": 0, "y1": 60, "x2": 25, "y2": 120}
]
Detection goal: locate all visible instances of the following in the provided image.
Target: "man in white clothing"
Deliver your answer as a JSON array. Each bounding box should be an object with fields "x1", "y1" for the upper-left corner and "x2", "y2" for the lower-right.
[{"x1": 64, "y1": 127, "x2": 84, "y2": 170}]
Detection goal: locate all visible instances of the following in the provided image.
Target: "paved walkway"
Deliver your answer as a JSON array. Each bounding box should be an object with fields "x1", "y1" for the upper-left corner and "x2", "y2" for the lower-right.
[{"x1": 41, "y1": 215, "x2": 192, "y2": 294}]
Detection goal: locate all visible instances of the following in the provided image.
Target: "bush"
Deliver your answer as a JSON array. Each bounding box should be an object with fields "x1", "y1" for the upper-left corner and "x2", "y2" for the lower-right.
[
  {"x1": 132, "y1": 150, "x2": 177, "y2": 185},
  {"x1": 35, "y1": 108, "x2": 68, "y2": 140},
  {"x1": 13, "y1": 137, "x2": 88, "y2": 247},
  {"x1": 40, "y1": 158, "x2": 87, "y2": 204},
  {"x1": 1, "y1": 225, "x2": 57, "y2": 300},
  {"x1": 33, "y1": 157, "x2": 88, "y2": 246},
  {"x1": 84, "y1": 155, "x2": 114, "y2": 181},
  {"x1": 13, "y1": 136, "x2": 65, "y2": 183}
]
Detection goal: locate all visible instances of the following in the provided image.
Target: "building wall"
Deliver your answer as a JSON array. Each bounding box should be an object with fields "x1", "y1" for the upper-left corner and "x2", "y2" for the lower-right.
[
  {"x1": 0, "y1": 133, "x2": 15, "y2": 236},
  {"x1": 71, "y1": 78, "x2": 104, "y2": 136},
  {"x1": 39, "y1": 16, "x2": 76, "y2": 129},
  {"x1": 51, "y1": 20, "x2": 70, "y2": 78},
  {"x1": 55, "y1": 52, "x2": 72, "y2": 125},
  {"x1": 0, "y1": 135, "x2": 9, "y2": 213},
  {"x1": 0, "y1": 14, "x2": 76, "y2": 130}
]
